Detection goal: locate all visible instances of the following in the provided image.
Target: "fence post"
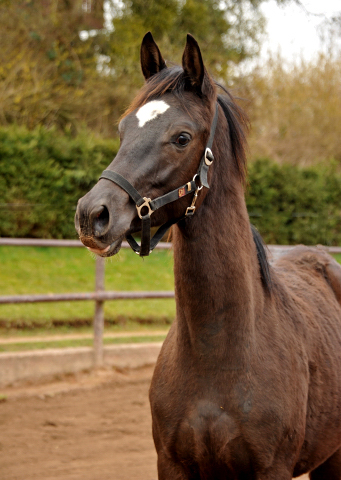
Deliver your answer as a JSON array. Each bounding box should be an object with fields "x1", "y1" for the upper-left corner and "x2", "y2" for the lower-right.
[{"x1": 93, "y1": 256, "x2": 105, "y2": 367}]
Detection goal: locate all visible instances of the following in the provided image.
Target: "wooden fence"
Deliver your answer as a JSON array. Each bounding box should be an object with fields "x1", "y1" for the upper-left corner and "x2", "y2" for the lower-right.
[
  {"x1": 1, "y1": 238, "x2": 341, "y2": 366},
  {"x1": 0, "y1": 238, "x2": 173, "y2": 366}
]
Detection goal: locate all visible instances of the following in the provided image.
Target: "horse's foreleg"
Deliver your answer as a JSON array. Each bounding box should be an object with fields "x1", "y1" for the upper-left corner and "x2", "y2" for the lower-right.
[
  {"x1": 157, "y1": 452, "x2": 196, "y2": 480},
  {"x1": 309, "y1": 447, "x2": 341, "y2": 480},
  {"x1": 257, "y1": 473, "x2": 292, "y2": 480},
  {"x1": 256, "y1": 465, "x2": 293, "y2": 480}
]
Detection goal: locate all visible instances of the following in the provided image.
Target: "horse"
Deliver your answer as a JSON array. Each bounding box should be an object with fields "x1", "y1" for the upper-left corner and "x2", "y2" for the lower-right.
[{"x1": 75, "y1": 32, "x2": 341, "y2": 479}]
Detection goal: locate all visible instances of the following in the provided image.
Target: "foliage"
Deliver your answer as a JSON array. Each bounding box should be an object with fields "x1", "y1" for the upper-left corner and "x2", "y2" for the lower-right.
[
  {"x1": 4, "y1": 0, "x2": 339, "y2": 170},
  {"x1": 237, "y1": 53, "x2": 341, "y2": 165},
  {"x1": 1, "y1": 123, "x2": 341, "y2": 246},
  {"x1": 0, "y1": 0, "x2": 120, "y2": 135},
  {"x1": 0, "y1": 0, "x2": 290, "y2": 136},
  {"x1": 0, "y1": 124, "x2": 119, "y2": 238},
  {"x1": 247, "y1": 158, "x2": 341, "y2": 245}
]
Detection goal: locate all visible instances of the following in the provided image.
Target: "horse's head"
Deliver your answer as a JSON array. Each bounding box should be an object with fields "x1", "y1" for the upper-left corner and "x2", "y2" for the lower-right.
[{"x1": 75, "y1": 33, "x2": 219, "y2": 257}]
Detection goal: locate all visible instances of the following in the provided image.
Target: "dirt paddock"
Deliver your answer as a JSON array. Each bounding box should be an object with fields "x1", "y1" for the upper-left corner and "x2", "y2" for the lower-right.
[{"x1": 0, "y1": 366, "x2": 309, "y2": 480}]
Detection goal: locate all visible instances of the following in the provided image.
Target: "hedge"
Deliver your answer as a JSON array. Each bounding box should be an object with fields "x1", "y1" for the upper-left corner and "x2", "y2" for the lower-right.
[
  {"x1": 0, "y1": 125, "x2": 340, "y2": 245},
  {"x1": 247, "y1": 158, "x2": 341, "y2": 246},
  {"x1": 0, "y1": 125, "x2": 119, "y2": 239}
]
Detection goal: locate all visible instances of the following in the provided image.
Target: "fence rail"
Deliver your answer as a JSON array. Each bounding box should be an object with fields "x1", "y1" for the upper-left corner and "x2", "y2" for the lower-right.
[
  {"x1": 0, "y1": 238, "x2": 172, "y2": 249},
  {"x1": 0, "y1": 291, "x2": 175, "y2": 304},
  {"x1": 1, "y1": 238, "x2": 341, "y2": 366}
]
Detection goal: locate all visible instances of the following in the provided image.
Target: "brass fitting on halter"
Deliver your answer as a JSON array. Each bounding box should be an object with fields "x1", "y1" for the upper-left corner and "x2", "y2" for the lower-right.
[
  {"x1": 185, "y1": 174, "x2": 203, "y2": 217},
  {"x1": 185, "y1": 190, "x2": 199, "y2": 217},
  {"x1": 136, "y1": 197, "x2": 153, "y2": 219}
]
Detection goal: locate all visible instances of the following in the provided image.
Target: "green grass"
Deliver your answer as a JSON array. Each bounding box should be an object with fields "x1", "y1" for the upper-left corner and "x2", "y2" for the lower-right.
[
  {"x1": 0, "y1": 246, "x2": 175, "y2": 329},
  {"x1": 333, "y1": 254, "x2": 341, "y2": 264},
  {"x1": 0, "y1": 334, "x2": 167, "y2": 353}
]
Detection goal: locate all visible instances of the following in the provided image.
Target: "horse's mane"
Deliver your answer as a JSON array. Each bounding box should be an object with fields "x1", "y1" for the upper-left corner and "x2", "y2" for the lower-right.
[
  {"x1": 123, "y1": 66, "x2": 271, "y2": 291},
  {"x1": 251, "y1": 225, "x2": 272, "y2": 292},
  {"x1": 216, "y1": 87, "x2": 248, "y2": 185}
]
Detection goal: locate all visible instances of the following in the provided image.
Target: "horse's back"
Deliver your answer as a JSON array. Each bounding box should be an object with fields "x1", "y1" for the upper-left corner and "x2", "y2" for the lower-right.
[
  {"x1": 324, "y1": 253, "x2": 341, "y2": 304},
  {"x1": 271, "y1": 245, "x2": 341, "y2": 343},
  {"x1": 273, "y1": 245, "x2": 341, "y2": 308}
]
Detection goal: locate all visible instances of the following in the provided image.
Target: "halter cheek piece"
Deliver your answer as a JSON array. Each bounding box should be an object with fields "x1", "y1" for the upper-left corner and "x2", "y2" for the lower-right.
[{"x1": 99, "y1": 104, "x2": 219, "y2": 256}]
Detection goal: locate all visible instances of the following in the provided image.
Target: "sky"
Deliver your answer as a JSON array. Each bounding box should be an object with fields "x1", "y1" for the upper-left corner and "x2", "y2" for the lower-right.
[{"x1": 260, "y1": 0, "x2": 340, "y2": 61}]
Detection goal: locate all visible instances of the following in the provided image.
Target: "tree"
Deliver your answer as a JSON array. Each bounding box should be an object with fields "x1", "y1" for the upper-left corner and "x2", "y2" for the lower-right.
[
  {"x1": 0, "y1": 0, "x2": 119, "y2": 135},
  {"x1": 318, "y1": 12, "x2": 341, "y2": 57},
  {"x1": 0, "y1": 0, "x2": 296, "y2": 136}
]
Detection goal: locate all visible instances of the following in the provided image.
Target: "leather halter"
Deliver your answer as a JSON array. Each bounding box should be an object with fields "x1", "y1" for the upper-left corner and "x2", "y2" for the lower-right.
[{"x1": 99, "y1": 104, "x2": 219, "y2": 256}]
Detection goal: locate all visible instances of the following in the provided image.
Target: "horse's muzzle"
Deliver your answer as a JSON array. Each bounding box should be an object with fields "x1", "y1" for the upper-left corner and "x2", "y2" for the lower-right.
[{"x1": 74, "y1": 180, "x2": 135, "y2": 256}]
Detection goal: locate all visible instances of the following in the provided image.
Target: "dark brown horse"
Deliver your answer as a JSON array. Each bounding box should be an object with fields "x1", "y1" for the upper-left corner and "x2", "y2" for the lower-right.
[{"x1": 75, "y1": 33, "x2": 341, "y2": 479}]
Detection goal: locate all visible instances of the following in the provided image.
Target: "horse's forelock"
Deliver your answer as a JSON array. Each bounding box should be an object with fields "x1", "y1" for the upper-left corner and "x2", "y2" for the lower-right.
[{"x1": 121, "y1": 66, "x2": 215, "y2": 120}]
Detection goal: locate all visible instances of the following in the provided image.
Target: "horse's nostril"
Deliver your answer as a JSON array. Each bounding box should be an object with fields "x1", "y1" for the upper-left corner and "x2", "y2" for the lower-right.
[{"x1": 93, "y1": 205, "x2": 110, "y2": 237}]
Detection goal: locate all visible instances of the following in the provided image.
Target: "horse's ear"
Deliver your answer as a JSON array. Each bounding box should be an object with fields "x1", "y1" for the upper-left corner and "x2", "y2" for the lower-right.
[
  {"x1": 182, "y1": 34, "x2": 205, "y2": 94},
  {"x1": 140, "y1": 32, "x2": 167, "y2": 81}
]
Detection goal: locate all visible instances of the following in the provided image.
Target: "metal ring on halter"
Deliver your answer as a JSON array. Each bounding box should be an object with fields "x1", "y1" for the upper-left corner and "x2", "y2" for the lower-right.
[
  {"x1": 192, "y1": 174, "x2": 203, "y2": 191},
  {"x1": 204, "y1": 148, "x2": 214, "y2": 166},
  {"x1": 136, "y1": 197, "x2": 153, "y2": 219}
]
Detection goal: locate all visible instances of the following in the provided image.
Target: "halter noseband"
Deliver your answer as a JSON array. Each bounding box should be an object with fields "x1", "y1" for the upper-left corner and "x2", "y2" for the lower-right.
[{"x1": 99, "y1": 104, "x2": 219, "y2": 256}]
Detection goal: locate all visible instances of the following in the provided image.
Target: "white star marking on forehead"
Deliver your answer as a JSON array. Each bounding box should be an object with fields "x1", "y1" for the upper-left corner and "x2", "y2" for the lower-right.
[{"x1": 136, "y1": 100, "x2": 170, "y2": 128}]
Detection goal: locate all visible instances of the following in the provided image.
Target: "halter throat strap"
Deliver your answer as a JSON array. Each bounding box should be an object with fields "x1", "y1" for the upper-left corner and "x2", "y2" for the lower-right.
[{"x1": 99, "y1": 104, "x2": 219, "y2": 256}]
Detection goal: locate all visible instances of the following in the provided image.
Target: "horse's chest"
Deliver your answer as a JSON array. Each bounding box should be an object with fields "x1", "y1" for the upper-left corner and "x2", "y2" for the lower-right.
[
  {"x1": 178, "y1": 400, "x2": 238, "y2": 453},
  {"x1": 160, "y1": 399, "x2": 253, "y2": 475}
]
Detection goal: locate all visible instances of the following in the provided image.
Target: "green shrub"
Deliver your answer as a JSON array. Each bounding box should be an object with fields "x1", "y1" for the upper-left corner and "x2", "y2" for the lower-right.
[
  {"x1": 1, "y1": 125, "x2": 341, "y2": 245},
  {"x1": 0, "y1": 125, "x2": 119, "y2": 238},
  {"x1": 247, "y1": 158, "x2": 341, "y2": 245}
]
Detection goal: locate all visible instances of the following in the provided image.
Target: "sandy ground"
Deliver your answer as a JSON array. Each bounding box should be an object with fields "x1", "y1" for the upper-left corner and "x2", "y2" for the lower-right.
[
  {"x1": 0, "y1": 366, "x2": 157, "y2": 480},
  {"x1": 0, "y1": 366, "x2": 309, "y2": 480}
]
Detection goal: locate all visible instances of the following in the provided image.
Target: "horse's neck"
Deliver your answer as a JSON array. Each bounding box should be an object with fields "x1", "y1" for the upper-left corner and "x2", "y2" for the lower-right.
[{"x1": 172, "y1": 179, "x2": 264, "y2": 365}]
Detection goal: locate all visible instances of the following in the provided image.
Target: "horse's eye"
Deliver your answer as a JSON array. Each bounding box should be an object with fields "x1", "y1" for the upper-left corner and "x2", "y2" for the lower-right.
[{"x1": 175, "y1": 134, "x2": 191, "y2": 147}]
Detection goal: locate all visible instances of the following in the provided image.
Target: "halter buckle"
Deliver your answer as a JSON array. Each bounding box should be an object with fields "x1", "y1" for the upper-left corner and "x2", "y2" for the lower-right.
[{"x1": 136, "y1": 197, "x2": 153, "y2": 219}]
